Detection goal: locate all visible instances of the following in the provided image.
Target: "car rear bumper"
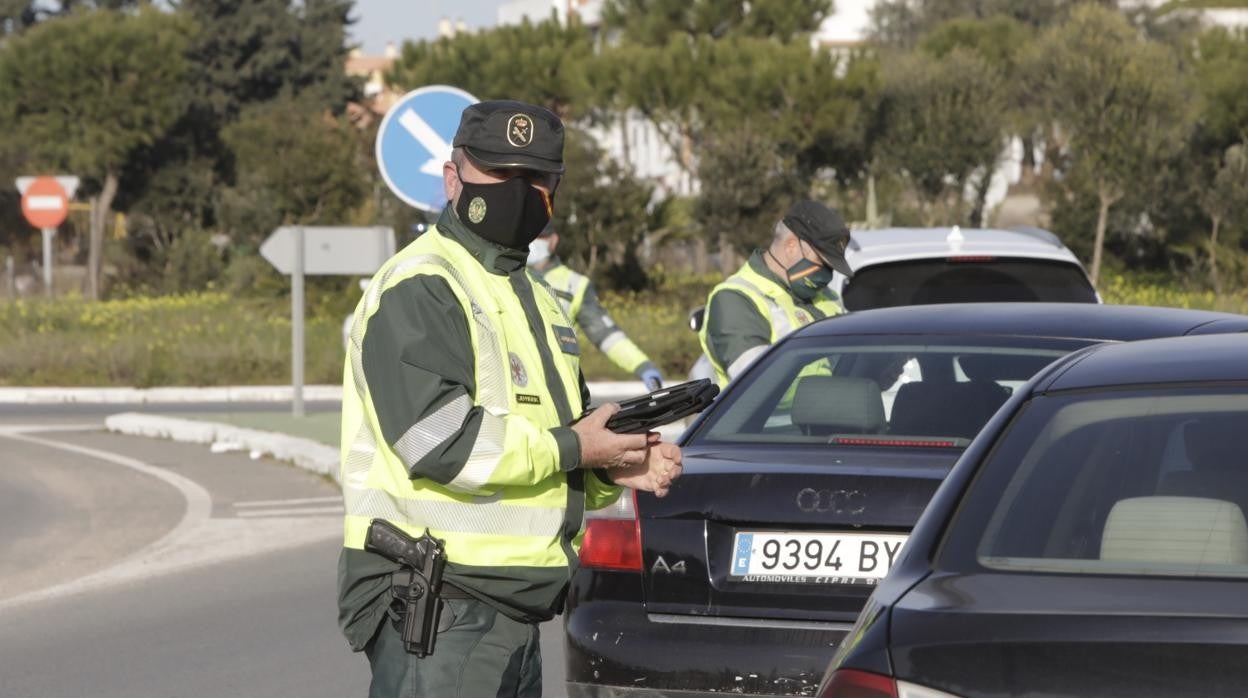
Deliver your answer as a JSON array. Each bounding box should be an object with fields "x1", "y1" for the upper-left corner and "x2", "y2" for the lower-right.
[{"x1": 565, "y1": 597, "x2": 852, "y2": 697}]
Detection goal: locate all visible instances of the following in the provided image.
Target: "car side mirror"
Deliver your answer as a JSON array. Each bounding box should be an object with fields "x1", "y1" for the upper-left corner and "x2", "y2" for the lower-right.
[{"x1": 688, "y1": 306, "x2": 706, "y2": 332}]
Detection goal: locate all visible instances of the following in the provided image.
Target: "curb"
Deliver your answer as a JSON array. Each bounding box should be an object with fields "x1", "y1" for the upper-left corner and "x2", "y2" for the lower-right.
[
  {"x1": 105, "y1": 413, "x2": 340, "y2": 481},
  {"x1": 0, "y1": 385, "x2": 342, "y2": 404},
  {"x1": 0, "y1": 381, "x2": 648, "y2": 405}
]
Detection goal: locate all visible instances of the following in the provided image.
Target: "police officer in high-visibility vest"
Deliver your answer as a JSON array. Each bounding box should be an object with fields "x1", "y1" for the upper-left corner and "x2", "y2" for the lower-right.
[
  {"x1": 527, "y1": 223, "x2": 665, "y2": 391},
  {"x1": 337, "y1": 100, "x2": 684, "y2": 698},
  {"x1": 699, "y1": 200, "x2": 853, "y2": 387}
]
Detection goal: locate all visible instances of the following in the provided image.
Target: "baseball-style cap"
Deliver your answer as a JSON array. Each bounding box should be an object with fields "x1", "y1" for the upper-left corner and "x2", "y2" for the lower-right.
[
  {"x1": 783, "y1": 200, "x2": 854, "y2": 278},
  {"x1": 452, "y1": 100, "x2": 565, "y2": 174}
]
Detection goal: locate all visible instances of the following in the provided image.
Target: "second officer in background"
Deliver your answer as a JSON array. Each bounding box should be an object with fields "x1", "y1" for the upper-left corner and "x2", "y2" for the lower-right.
[{"x1": 528, "y1": 222, "x2": 665, "y2": 390}]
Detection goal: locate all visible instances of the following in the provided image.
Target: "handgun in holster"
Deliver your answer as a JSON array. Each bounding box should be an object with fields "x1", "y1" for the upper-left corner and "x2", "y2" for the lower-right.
[{"x1": 364, "y1": 518, "x2": 447, "y2": 657}]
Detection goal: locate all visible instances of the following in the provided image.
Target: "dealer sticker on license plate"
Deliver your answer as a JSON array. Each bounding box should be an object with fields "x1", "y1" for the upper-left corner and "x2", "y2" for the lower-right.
[{"x1": 730, "y1": 531, "x2": 908, "y2": 584}]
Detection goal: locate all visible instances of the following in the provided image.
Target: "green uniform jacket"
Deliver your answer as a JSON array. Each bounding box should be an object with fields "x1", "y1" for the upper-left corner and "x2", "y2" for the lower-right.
[
  {"x1": 700, "y1": 250, "x2": 844, "y2": 386},
  {"x1": 536, "y1": 258, "x2": 659, "y2": 380},
  {"x1": 337, "y1": 209, "x2": 621, "y2": 651}
]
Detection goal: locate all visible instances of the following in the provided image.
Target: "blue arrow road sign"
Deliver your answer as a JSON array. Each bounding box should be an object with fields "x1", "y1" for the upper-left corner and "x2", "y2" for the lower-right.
[{"x1": 375, "y1": 85, "x2": 479, "y2": 212}]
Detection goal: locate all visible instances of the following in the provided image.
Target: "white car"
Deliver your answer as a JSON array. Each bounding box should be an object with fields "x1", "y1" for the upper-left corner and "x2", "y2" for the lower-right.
[
  {"x1": 832, "y1": 226, "x2": 1100, "y2": 309},
  {"x1": 689, "y1": 226, "x2": 1099, "y2": 380}
]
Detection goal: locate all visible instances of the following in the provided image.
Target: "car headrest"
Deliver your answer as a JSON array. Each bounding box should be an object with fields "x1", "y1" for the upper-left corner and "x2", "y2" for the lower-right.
[
  {"x1": 957, "y1": 353, "x2": 1054, "y2": 383},
  {"x1": 1101, "y1": 496, "x2": 1248, "y2": 566},
  {"x1": 1184, "y1": 416, "x2": 1245, "y2": 473},
  {"x1": 792, "y1": 375, "x2": 885, "y2": 434}
]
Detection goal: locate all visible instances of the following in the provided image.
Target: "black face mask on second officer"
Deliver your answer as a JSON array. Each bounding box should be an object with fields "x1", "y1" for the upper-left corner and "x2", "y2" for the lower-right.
[
  {"x1": 771, "y1": 240, "x2": 836, "y2": 302},
  {"x1": 454, "y1": 166, "x2": 554, "y2": 251}
]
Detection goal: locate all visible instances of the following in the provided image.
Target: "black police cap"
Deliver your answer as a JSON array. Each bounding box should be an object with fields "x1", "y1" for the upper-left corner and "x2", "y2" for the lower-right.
[
  {"x1": 783, "y1": 200, "x2": 854, "y2": 278},
  {"x1": 452, "y1": 100, "x2": 565, "y2": 174}
]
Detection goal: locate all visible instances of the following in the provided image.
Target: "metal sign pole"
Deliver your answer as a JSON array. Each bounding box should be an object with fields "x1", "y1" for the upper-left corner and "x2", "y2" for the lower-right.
[
  {"x1": 41, "y1": 227, "x2": 54, "y2": 297},
  {"x1": 4, "y1": 256, "x2": 14, "y2": 298},
  {"x1": 292, "y1": 226, "x2": 306, "y2": 418}
]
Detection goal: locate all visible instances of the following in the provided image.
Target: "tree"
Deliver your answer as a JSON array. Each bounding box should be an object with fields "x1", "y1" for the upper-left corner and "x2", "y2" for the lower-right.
[
  {"x1": 1026, "y1": 4, "x2": 1194, "y2": 285},
  {"x1": 1201, "y1": 143, "x2": 1248, "y2": 293},
  {"x1": 551, "y1": 128, "x2": 654, "y2": 286},
  {"x1": 115, "y1": 0, "x2": 359, "y2": 281},
  {"x1": 602, "y1": 0, "x2": 832, "y2": 45},
  {"x1": 870, "y1": 0, "x2": 1088, "y2": 47},
  {"x1": 180, "y1": 0, "x2": 357, "y2": 123},
  {"x1": 0, "y1": 8, "x2": 193, "y2": 299},
  {"x1": 875, "y1": 48, "x2": 1007, "y2": 225},
  {"x1": 219, "y1": 96, "x2": 369, "y2": 242},
  {"x1": 1192, "y1": 28, "x2": 1248, "y2": 153},
  {"x1": 387, "y1": 17, "x2": 594, "y2": 120}
]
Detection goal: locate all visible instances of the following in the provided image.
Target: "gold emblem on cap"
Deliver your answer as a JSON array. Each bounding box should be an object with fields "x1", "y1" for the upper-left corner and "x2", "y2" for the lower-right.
[
  {"x1": 507, "y1": 114, "x2": 533, "y2": 148},
  {"x1": 468, "y1": 197, "x2": 487, "y2": 223}
]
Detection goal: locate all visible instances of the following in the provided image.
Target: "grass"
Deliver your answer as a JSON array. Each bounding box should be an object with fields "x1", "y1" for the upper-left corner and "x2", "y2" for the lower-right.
[{"x1": 2, "y1": 272, "x2": 1244, "y2": 387}]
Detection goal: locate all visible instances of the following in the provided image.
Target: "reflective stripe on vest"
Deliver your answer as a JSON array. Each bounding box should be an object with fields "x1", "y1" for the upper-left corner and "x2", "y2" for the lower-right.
[{"x1": 542, "y1": 264, "x2": 588, "y2": 319}]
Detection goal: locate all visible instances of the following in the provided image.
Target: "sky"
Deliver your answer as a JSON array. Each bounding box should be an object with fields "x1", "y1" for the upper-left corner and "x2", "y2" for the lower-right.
[{"x1": 350, "y1": 0, "x2": 509, "y2": 54}]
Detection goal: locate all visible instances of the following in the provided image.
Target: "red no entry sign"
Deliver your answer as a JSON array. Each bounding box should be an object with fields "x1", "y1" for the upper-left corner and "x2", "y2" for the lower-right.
[{"x1": 21, "y1": 176, "x2": 69, "y2": 229}]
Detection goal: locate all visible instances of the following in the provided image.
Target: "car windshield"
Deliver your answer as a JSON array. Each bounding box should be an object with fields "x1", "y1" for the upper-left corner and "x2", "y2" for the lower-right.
[
  {"x1": 945, "y1": 386, "x2": 1248, "y2": 579},
  {"x1": 691, "y1": 335, "x2": 1080, "y2": 448},
  {"x1": 842, "y1": 258, "x2": 1099, "y2": 310}
]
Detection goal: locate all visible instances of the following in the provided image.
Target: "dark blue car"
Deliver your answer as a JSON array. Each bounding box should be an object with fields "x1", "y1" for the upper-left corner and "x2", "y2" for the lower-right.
[
  {"x1": 821, "y1": 333, "x2": 1248, "y2": 698},
  {"x1": 565, "y1": 304, "x2": 1248, "y2": 698}
]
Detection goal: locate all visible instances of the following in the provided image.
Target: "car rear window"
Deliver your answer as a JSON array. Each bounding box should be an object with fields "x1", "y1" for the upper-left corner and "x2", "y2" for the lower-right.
[
  {"x1": 690, "y1": 336, "x2": 1078, "y2": 448},
  {"x1": 947, "y1": 387, "x2": 1248, "y2": 579},
  {"x1": 842, "y1": 258, "x2": 1098, "y2": 311}
]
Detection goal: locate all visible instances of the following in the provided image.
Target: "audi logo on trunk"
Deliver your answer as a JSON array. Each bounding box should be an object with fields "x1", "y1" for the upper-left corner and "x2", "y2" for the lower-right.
[{"x1": 796, "y1": 488, "x2": 866, "y2": 514}]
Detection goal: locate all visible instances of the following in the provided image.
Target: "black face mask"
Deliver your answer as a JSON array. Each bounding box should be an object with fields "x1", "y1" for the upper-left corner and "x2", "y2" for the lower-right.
[{"x1": 454, "y1": 172, "x2": 553, "y2": 251}]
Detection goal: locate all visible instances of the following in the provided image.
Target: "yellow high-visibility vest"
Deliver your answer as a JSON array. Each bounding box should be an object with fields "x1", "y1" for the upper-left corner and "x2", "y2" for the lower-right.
[
  {"x1": 340, "y1": 226, "x2": 618, "y2": 570},
  {"x1": 700, "y1": 260, "x2": 843, "y2": 387}
]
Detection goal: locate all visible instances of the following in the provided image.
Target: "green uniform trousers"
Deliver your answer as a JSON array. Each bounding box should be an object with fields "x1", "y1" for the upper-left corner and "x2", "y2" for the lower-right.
[{"x1": 365, "y1": 597, "x2": 543, "y2": 698}]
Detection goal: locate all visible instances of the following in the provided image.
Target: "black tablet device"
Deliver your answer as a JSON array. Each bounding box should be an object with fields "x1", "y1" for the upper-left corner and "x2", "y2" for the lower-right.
[{"x1": 597, "y1": 378, "x2": 720, "y2": 434}]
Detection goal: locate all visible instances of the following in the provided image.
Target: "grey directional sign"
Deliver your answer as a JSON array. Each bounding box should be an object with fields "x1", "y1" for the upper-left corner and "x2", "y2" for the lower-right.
[{"x1": 260, "y1": 226, "x2": 396, "y2": 276}]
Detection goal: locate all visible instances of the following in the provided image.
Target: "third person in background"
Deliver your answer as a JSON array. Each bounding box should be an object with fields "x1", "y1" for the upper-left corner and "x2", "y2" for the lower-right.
[
  {"x1": 528, "y1": 223, "x2": 665, "y2": 391},
  {"x1": 699, "y1": 200, "x2": 854, "y2": 388}
]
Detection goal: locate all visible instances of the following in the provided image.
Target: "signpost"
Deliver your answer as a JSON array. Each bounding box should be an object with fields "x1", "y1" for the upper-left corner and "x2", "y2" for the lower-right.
[
  {"x1": 375, "y1": 85, "x2": 478, "y2": 211},
  {"x1": 16, "y1": 176, "x2": 79, "y2": 297},
  {"x1": 261, "y1": 226, "x2": 396, "y2": 417}
]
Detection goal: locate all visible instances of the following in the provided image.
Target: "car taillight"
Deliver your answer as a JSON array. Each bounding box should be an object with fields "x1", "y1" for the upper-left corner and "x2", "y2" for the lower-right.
[
  {"x1": 579, "y1": 490, "x2": 641, "y2": 571},
  {"x1": 821, "y1": 671, "x2": 962, "y2": 698},
  {"x1": 945, "y1": 255, "x2": 995, "y2": 262},
  {"x1": 819, "y1": 669, "x2": 897, "y2": 698}
]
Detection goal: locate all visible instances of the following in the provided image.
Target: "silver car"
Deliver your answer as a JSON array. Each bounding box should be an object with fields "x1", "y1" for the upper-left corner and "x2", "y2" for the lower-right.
[{"x1": 832, "y1": 226, "x2": 1100, "y2": 309}]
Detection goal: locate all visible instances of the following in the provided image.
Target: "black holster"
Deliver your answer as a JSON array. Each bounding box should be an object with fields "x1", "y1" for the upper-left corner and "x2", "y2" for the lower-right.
[{"x1": 365, "y1": 519, "x2": 447, "y2": 657}]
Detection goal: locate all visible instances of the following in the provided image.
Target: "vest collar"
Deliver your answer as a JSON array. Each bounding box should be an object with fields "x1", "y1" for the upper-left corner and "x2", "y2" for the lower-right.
[
  {"x1": 747, "y1": 249, "x2": 792, "y2": 299},
  {"x1": 436, "y1": 208, "x2": 527, "y2": 276}
]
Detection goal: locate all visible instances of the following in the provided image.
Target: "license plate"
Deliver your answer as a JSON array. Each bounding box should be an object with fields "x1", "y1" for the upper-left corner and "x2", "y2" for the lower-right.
[{"x1": 730, "y1": 531, "x2": 908, "y2": 584}]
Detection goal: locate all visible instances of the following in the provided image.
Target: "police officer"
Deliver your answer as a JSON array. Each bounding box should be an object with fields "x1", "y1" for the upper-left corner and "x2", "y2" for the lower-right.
[
  {"x1": 699, "y1": 200, "x2": 853, "y2": 387},
  {"x1": 527, "y1": 223, "x2": 665, "y2": 391},
  {"x1": 337, "y1": 100, "x2": 684, "y2": 698}
]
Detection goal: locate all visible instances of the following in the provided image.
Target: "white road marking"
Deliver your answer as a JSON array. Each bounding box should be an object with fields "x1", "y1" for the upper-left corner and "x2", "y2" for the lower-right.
[
  {"x1": 234, "y1": 495, "x2": 342, "y2": 508},
  {"x1": 0, "y1": 429, "x2": 210, "y2": 612},
  {"x1": 398, "y1": 108, "x2": 452, "y2": 176},
  {"x1": 0, "y1": 427, "x2": 339, "y2": 614},
  {"x1": 236, "y1": 506, "x2": 343, "y2": 518},
  {"x1": 0, "y1": 424, "x2": 101, "y2": 434}
]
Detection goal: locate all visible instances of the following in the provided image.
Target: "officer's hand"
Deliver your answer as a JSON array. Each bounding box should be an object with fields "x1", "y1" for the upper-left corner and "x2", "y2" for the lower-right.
[
  {"x1": 605, "y1": 442, "x2": 683, "y2": 497},
  {"x1": 572, "y1": 403, "x2": 656, "y2": 469},
  {"x1": 640, "y1": 367, "x2": 663, "y2": 392}
]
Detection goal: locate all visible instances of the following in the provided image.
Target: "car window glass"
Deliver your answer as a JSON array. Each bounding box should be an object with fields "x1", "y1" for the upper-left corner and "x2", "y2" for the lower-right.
[
  {"x1": 694, "y1": 339, "x2": 1071, "y2": 448},
  {"x1": 843, "y1": 259, "x2": 1098, "y2": 311},
  {"x1": 961, "y1": 390, "x2": 1248, "y2": 579}
]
